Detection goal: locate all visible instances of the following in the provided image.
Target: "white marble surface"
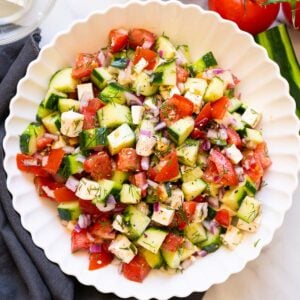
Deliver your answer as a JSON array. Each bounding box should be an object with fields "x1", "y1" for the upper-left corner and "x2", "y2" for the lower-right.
[{"x1": 40, "y1": 1, "x2": 300, "y2": 299}]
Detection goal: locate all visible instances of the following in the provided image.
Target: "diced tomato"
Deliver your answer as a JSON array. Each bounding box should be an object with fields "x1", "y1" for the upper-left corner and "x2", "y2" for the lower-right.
[
  {"x1": 172, "y1": 212, "x2": 188, "y2": 231},
  {"x1": 109, "y1": 28, "x2": 128, "y2": 53},
  {"x1": 190, "y1": 128, "x2": 206, "y2": 139},
  {"x1": 79, "y1": 200, "x2": 102, "y2": 215},
  {"x1": 89, "y1": 243, "x2": 114, "y2": 270},
  {"x1": 131, "y1": 172, "x2": 148, "y2": 197},
  {"x1": 84, "y1": 151, "x2": 112, "y2": 180},
  {"x1": 16, "y1": 153, "x2": 49, "y2": 177},
  {"x1": 72, "y1": 53, "x2": 99, "y2": 79},
  {"x1": 34, "y1": 176, "x2": 64, "y2": 198},
  {"x1": 160, "y1": 95, "x2": 194, "y2": 125},
  {"x1": 116, "y1": 148, "x2": 140, "y2": 172},
  {"x1": 176, "y1": 66, "x2": 189, "y2": 84},
  {"x1": 43, "y1": 149, "x2": 65, "y2": 174},
  {"x1": 193, "y1": 195, "x2": 206, "y2": 203},
  {"x1": 147, "y1": 167, "x2": 157, "y2": 182},
  {"x1": 128, "y1": 28, "x2": 156, "y2": 49},
  {"x1": 183, "y1": 201, "x2": 197, "y2": 220},
  {"x1": 227, "y1": 127, "x2": 242, "y2": 148},
  {"x1": 211, "y1": 96, "x2": 229, "y2": 120},
  {"x1": 133, "y1": 47, "x2": 157, "y2": 70},
  {"x1": 161, "y1": 233, "x2": 184, "y2": 252},
  {"x1": 154, "y1": 151, "x2": 180, "y2": 182},
  {"x1": 255, "y1": 142, "x2": 272, "y2": 169},
  {"x1": 37, "y1": 136, "x2": 54, "y2": 151},
  {"x1": 81, "y1": 98, "x2": 105, "y2": 129},
  {"x1": 209, "y1": 149, "x2": 238, "y2": 186},
  {"x1": 71, "y1": 229, "x2": 90, "y2": 253},
  {"x1": 195, "y1": 103, "x2": 212, "y2": 128},
  {"x1": 122, "y1": 254, "x2": 151, "y2": 283},
  {"x1": 53, "y1": 187, "x2": 79, "y2": 203},
  {"x1": 242, "y1": 150, "x2": 264, "y2": 188},
  {"x1": 88, "y1": 220, "x2": 115, "y2": 240},
  {"x1": 215, "y1": 209, "x2": 231, "y2": 227}
]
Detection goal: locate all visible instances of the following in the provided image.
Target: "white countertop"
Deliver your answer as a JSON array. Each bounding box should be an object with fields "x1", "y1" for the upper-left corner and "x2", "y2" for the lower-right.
[{"x1": 41, "y1": 1, "x2": 300, "y2": 299}]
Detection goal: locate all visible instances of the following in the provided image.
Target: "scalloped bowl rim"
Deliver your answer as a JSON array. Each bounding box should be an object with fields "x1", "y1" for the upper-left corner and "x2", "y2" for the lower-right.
[{"x1": 3, "y1": 0, "x2": 300, "y2": 299}]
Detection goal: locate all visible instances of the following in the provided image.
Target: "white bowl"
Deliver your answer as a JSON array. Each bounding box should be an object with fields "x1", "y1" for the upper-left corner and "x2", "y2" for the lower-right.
[{"x1": 3, "y1": 0, "x2": 300, "y2": 299}]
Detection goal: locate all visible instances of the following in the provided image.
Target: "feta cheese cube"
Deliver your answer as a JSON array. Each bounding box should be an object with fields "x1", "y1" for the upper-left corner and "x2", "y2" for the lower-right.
[
  {"x1": 169, "y1": 85, "x2": 181, "y2": 97},
  {"x1": 184, "y1": 91, "x2": 203, "y2": 113},
  {"x1": 112, "y1": 215, "x2": 129, "y2": 234},
  {"x1": 218, "y1": 71, "x2": 235, "y2": 88},
  {"x1": 77, "y1": 83, "x2": 94, "y2": 100},
  {"x1": 131, "y1": 106, "x2": 145, "y2": 125},
  {"x1": 221, "y1": 226, "x2": 243, "y2": 250},
  {"x1": 108, "y1": 235, "x2": 137, "y2": 263},
  {"x1": 144, "y1": 97, "x2": 158, "y2": 111},
  {"x1": 241, "y1": 108, "x2": 261, "y2": 128},
  {"x1": 245, "y1": 128, "x2": 264, "y2": 149},
  {"x1": 168, "y1": 188, "x2": 184, "y2": 209},
  {"x1": 75, "y1": 178, "x2": 100, "y2": 200},
  {"x1": 61, "y1": 111, "x2": 84, "y2": 137},
  {"x1": 152, "y1": 203, "x2": 175, "y2": 226},
  {"x1": 193, "y1": 202, "x2": 208, "y2": 223},
  {"x1": 134, "y1": 57, "x2": 148, "y2": 73},
  {"x1": 225, "y1": 144, "x2": 243, "y2": 164},
  {"x1": 136, "y1": 136, "x2": 156, "y2": 156}
]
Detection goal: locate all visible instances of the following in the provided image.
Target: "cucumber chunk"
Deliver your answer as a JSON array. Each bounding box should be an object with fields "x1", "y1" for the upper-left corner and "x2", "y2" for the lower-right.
[
  {"x1": 111, "y1": 170, "x2": 128, "y2": 184},
  {"x1": 155, "y1": 35, "x2": 177, "y2": 60},
  {"x1": 42, "y1": 112, "x2": 61, "y2": 134},
  {"x1": 36, "y1": 104, "x2": 53, "y2": 122},
  {"x1": 79, "y1": 128, "x2": 108, "y2": 150},
  {"x1": 49, "y1": 68, "x2": 78, "y2": 93},
  {"x1": 58, "y1": 99, "x2": 80, "y2": 113},
  {"x1": 91, "y1": 67, "x2": 113, "y2": 90},
  {"x1": 42, "y1": 88, "x2": 67, "y2": 109},
  {"x1": 221, "y1": 184, "x2": 247, "y2": 211},
  {"x1": 181, "y1": 166, "x2": 203, "y2": 183},
  {"x1": 120, "y1": 184, "x2": 141, "y2": 204},
  {"x1": 204, "y1": 77, "x2": 225, "y2": 102},
  {"x1": 100, "y1": 82, "x2": 127, "y2": 104},
  {"x1": 93, "y1": 179, "x2": 121, "y2": 203},
  {"x1": 237, "y1": 196, "x2": 261, "y2": 223},
  {"x1": 168, "y1": 117, "x2": 194, "y2": 145},
  {"x1": 191, "y1": 51, "x2": 218, "y2": 75},
  {"x1": 176, "y1": 139, "x2": 200, "y2": 167},
  {"x1": 199, "y1": 231, "x2": 221, "y2": 253},
  {"x1": 132, "y1": 72, "x2": 158, "y2": 96},
  {"x1": 139, "y1": 247, "x2": 163, "y2": 269},
  {"x1": 184, "y1": 223, "x2": 207, "y2": 244},
  {"x1": 20, "y1": 122, "x2": 45, "y2": 155},
  {"x1": 161, "y1": 249, "x2": 181, "y2": 269},
  {"x1": 57, "y1": 201, "x2": 81, "y2": 221},
  {"x1": 182, "y1": 179, "x2": 207, "y2": 201},
  {"x1": 153, "y1": 60, "x2": 176, "y2": 86}
]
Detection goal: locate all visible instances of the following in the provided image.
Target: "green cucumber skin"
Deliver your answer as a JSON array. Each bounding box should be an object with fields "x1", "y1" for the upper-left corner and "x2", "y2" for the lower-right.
[{"x1": 255, "y1": 24, "x2": 300, "y2": 116}]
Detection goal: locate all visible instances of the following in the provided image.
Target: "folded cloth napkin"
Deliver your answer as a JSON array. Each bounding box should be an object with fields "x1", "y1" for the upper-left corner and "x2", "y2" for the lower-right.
[{"x1": 0, "y1": 30, "x2": 204, "y2": 300}]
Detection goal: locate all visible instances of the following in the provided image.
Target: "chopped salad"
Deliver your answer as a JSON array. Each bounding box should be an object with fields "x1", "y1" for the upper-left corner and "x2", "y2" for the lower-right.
[{"x1": 16, "y1": 28, "x2": 271, "y2": 282}]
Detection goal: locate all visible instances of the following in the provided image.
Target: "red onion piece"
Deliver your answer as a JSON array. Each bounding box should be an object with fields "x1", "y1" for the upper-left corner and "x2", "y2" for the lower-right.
[
  {"x1": 74, "y1": 224, "x2": 81, "y2": 233},
  {"x1": 63, "y1": 146, "x2": 75, "y2": 154},
  {"x1": 78, "y1": 214, "x2": 91, "y2": 229},
  {"x1": 207, "y1": 129, "x2": 218, "y2": 139},
  {"x1": 124, "y1": 91, "x2": 143, "y2": 106},
  {"x1": 44, "y1": 133, "x2": 59, "y2": 141},
  {"x1": 158, "y1": 50, "x2": 164, "y2": 58},
  {"x1": 41, "y1": 156, "x2": 49, "y2": 167},
  {"x1": 23, "y1": 158, "x2": 38, "y2": 166},
  {"x1": 142, "y1": 40, "x2": 154, "y2": 49},
  {"x1": 154, "y1": 122, "x2": 166, "y2": 131},
  {"x1": 141, "y1": 156, "x2": 150, "y2": 170},
  {"x1": 94, "y1": 145, "x2": 104, "y2": 152},
  {"x1": 212, "y1": 68, "x2": 224, "y2": 75},
  {"x1": 153, "y1": 202, "x2": 160, "y2": 212},
  {"x1": 140, "y1": 129, "x2": 152, "y2": 137},
  {"x1": 208, "y1": 197, "x2": 219, "y2": 209},
  {"x1": 196, "y1": 250, "x2": 208, "y2": 257},
  {"x1": 201, "y1": 140, "x2": 211, "y2": 151},
  {"x1": 66, "y1": 176, "x2": 80, "y2": 192},
  {"x1": 96, "y1": 201, "x2": 116, "y2": 212},
  {"x1": 41, "y1": 186, "x2": 55, "y2": 198},
  {"x1": 89, "y1": 244, "x2": 102, "y2": 254},
  {"x1": 147, "y1": 179, "x2": 158, "y2": 189},
  {"x1": 75, "y1": 155, "x2": 86, "y2": 165},
  {"x1": 97, "y1": 51, "x2": 110, "y2": 67},
  {"x1": 219, "y1": 128, "x2": 228, "y2": 140},
  {"x1": 142, "y1": 183, "x2": 149, "y2": 191},
  {"x1": 107, "y1": 194, "x2": 116, "y2": 205}
]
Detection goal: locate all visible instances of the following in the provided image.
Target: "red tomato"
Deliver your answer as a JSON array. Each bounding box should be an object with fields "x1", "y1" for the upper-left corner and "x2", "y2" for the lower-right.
[
  {"x1": 89, "y1": 243, "x2": 114, "y2": 270},
  {"x1": 210, "y1": 149, "x2": 238, "y2": 186},
  {"x1": 89, "y1": 220, "x2": 115, "y2": 240},
  {"x1": 208, "y1": 0, "x2": 280, "y2": 35},
  {"x1": 133, "y1": 47, "x2": 157, "y2": 70},
  {"x1": 255, "y1": 142, "x2": 272, "y2": 169},
  {"x1": 161, "y1": 233, "x2": 184, "y2": 252},
  {"x1": 211, "y1": 96, "x2": 229, "y2": 120},
  {"x1": 176, "y1": 66, "x2": 189, "y2": 84},
  {"x1": 193, "y1": 195, "x2": 206, "y2": 203},
  {"x1": 84, "y1": 151, "x2": 112, "y2": 180},
  {"x1": 34, "y1": 176, "x2": 64, "y2": 198},
  {"x1": 53, "y1": 187, "x2": 79, "y2": 203},
  {"x1": 72, "y1": 53, "x2": 99, "y2": 79},
  {"x1": 242, "y1": 150, "x2": 264, "y2": 187},
  {"x1": 79, "y1": 200, "x2": 102, "y2": 215},
  {"x1": 172, "y1": 212, "x2": 188, "y2": 231},
  {"x1": 37, "y1": 136, "x2": 54, "y2": 151},
  {"x1": 16, "y1": 153, "x2": 49, "y2": 177},
  {"x1": 195, "y1": 103, "x2": 212, "y2": 128},
  {"x1": 131, "y1": 172, "x2": 148, "y2": 197},
  {"x1": 43, "y1": 148, "x2": 65, "y2": 174},
  {"x1": 203, "y1": 159, "x2": 221, "y2": 184},
  {"x1": 122, "y1": 254, "x2": 151, "y2": 283},
  {"x1": 71, "y1": 229, "x2": 90, "y2": 253},
  {"x1": 109, "y1": 28, "x2": 129, "y2": 53},
  {"x1": 215, "y1": 209, "x2": 231, "y2": 227},
  {"x1": 116, "y1": 148, "x2": 140, "y2": 172},
  {"x1": 160, "y1": 95, "x2": 194, "y2": 125},
  {"x1": 282, "y1": 2, "x2": 300, "y2": 30},
  {"x1": 183, "y1": 201, "x2": 197, "y2": 220},
  {"x1": 128, "y1": 28, "x2": 156, "y2": 49},
  {"x1": 154, "y1": 151, "x2": 180, "y2": 182},
  {"x1": 81, "y1": 98, "x2": 105, "y2": 130},
  {"x1": 190, "y1": 128, "x2": 206, "y2": 139},
  {"x1": 227, "y1": 127, "x2": 242, "y2": 148}
]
